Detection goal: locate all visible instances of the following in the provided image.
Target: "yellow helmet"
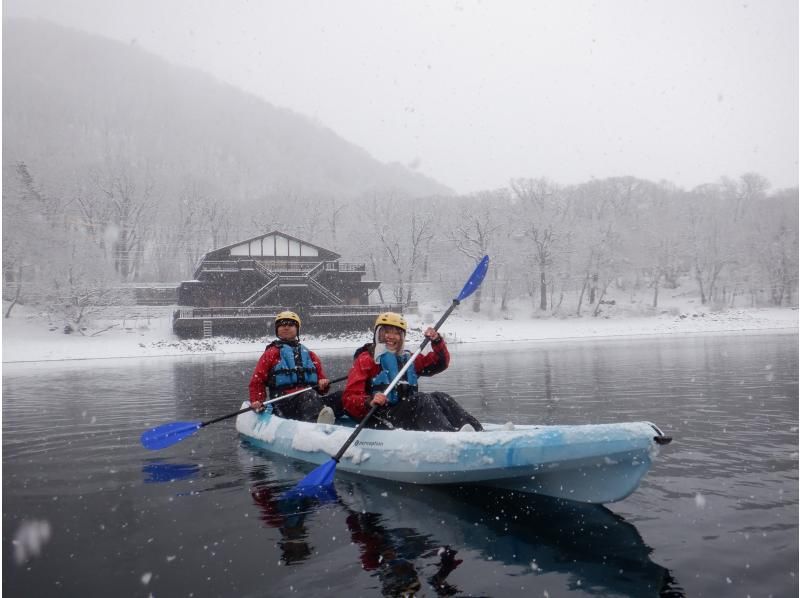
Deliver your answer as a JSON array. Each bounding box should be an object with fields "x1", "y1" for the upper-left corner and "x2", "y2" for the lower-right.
[
  {"x1": 374, "y1": 312, "x2": 407, "y2": 332},
  {"x1": 275, "y1": 310, "x2": 301, "y2": 330}
]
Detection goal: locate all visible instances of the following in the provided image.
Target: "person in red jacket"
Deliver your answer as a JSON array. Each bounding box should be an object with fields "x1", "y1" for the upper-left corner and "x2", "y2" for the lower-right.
[
  {"x1": 249, "y1": 311, "x2": 332, "y2": 423},
  {"x1": 342, "y1": 312, "x2": 482, "y2": 431}
]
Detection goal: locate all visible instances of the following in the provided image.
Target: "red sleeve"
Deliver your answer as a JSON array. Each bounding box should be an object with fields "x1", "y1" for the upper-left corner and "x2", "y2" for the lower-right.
[
  {"x1": 345, "y1": 513, "x2": 383, "y2": 570},
  {"x1": 413, "y1": 337, "x2": 450, "y2": 376},
  {"x1": 251, "y1": 487, "x2": 285, "y2": 528},
  {"x1": 248, "y1": 346, "x2": 280, "y2": 404},
  {"x1": 342, "y1": 352, "x2": 379, "y2": 419},
  {"x1": 308, "y1": 350, "x2": 327, "y2": 379}
]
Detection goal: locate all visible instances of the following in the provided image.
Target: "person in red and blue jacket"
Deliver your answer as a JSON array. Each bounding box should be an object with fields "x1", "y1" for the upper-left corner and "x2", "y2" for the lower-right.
[
  {"x1": 249, "y1": 311, "x2": 331, "y2": 422},
  {"x1": 342, "y1": 312, "x2": 482, "y2": 431}
]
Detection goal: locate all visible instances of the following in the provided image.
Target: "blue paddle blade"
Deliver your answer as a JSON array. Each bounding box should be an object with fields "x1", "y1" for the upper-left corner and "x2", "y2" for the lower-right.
[
  {"x1": 142, "y1": 462, "x2": 201, "y2": 483},
  {"x1": 140, "y1": 421, "x2": 202, "y2": 450},
  {"x1": 289, "y1": 459, "x2": 337, "y2": 497},
  {"x1": 456, "y1": 255, "x2": 490, "y2": 302}
]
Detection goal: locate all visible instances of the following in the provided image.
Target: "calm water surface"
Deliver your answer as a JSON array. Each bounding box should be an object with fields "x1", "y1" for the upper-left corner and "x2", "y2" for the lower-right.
[{"x1": 3, "y1": 333, "x2": 797, "y2": 597}]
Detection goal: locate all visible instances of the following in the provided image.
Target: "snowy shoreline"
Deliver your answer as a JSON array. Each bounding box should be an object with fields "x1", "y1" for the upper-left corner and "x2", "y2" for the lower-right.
[{"x1": 2, "y1": 304, "x2": 796, "y2": 365}]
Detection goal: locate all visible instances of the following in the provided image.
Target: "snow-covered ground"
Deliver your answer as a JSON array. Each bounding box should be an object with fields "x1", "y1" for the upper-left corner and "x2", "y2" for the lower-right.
[{"x1": 2, "y1": 300, "x2": 797, "y2": 364}]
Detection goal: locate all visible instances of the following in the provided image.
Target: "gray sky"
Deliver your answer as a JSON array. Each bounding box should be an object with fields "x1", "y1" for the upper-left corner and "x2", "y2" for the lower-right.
[{"x1": 4, "y1": 0, "x2": 798, "y2": 193}]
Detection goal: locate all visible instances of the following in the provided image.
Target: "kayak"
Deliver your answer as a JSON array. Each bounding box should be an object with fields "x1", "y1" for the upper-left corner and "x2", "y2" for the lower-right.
[{"x1": 235, "y1": 403, "x2": 672, "y2": 504}]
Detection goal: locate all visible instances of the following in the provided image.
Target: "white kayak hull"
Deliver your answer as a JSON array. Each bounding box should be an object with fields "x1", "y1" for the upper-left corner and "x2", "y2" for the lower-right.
[{"x1": 235, "y1": 404, "x2": 669, "y2": 503}]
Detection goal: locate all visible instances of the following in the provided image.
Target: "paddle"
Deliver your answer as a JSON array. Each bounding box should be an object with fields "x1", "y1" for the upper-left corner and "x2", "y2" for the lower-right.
[
  {"x1": 140, "y1": 375, "x2": 347, "y2": 450},
  {"x1": 290, "y1": 255, "x2": 490, "y2": 494}
]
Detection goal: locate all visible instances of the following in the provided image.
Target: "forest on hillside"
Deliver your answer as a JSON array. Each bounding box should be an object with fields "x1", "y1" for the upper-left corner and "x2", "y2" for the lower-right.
[{"x1": 3, "y1": 158, "x2": 797, "y2": 326}]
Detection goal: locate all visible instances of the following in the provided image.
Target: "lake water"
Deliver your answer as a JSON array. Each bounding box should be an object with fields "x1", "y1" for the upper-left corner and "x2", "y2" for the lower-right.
[{"x1": 3, "y1": 332, "x2": 797, "y2": 597}]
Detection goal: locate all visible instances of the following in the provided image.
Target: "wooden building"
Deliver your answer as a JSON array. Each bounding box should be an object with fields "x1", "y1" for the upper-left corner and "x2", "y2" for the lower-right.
[{"x1": 173, "y1": 231, "x2": 401, "y2": 338}]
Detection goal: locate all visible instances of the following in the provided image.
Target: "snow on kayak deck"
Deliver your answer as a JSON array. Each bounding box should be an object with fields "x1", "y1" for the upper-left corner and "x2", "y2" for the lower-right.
[{"x1": 237, "y1": 405, "x2": 661, "y2": 466}]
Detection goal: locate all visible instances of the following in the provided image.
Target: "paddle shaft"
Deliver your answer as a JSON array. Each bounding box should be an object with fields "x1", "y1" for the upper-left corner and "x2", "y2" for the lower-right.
[
  {"x1": 289, "y1": 256, "x2": 487, "y2": 491},
  {"x1": 201, "y1": 375, "x2": 348, "y2": 428},
  {"x1": 332, "y1": 300, "x2": 460, "y2": 462}
]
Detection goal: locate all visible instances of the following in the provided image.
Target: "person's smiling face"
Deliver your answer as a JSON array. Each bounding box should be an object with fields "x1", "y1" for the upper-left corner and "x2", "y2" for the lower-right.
[{"x1": 379, "y1": 325, "x2": 404, "y2": 352}]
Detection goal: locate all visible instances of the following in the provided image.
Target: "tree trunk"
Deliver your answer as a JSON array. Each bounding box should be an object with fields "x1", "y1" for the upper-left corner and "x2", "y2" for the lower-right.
[
  {"x1": 576, "y1": 275, "x2": 589, "y2": 317},
  {"x1": 500, "y1": 277, "x2": 510, "y2": 311},
  {"x1": 539, "y1": 270, "x2": 547, "y2": 311},
  {"x1": 694, "y1": 268, "x2": 707, "y2": 304},
  {"x1": 4, "y1": 266, "x2": 23, "y2": 319},
  {"x1": 592, "y1": 289, "x2": 606, "y2": 317},
  {"x1": 405, "y1": 280, "x2": 414, "y2": 305},
  {"x1": 472, "y1": 286, "x2": 482, "y2": 313},
  {"x1": 652, "y1": 274, "x2": 660, "y2": 308}
]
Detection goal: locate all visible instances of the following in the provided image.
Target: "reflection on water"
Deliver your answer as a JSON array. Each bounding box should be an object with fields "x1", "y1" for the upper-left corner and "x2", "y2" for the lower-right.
[
  {"x1": 251, "y1": 483, "x2": 316, "y2": 565},
  {"x1": 247, "y1": 475, "x2": 462, "y2": 596},
  {"x1": 238, "y1": 444, "x2": 684, "y2": 597},
  {"x1": 142, "y1": 461, "x2": 202, "y2": 483}
]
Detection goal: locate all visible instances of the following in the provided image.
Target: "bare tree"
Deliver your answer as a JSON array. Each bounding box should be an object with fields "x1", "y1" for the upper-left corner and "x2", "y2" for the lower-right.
[
  {"x1": 3, "y1": 162, "x2": 119, "y2": 328},
  {"x1": 720, "y1": 172, "x2": 770, "y2": 222},
  {"x1": 367, "y1": 194, "x2": 434, "y2": 305},
  {"x1": 3, "y1": 163, "x2": 48, "y2": 315},
  {"x1": 327, "y1": 196, "x2": 347, "y2": 244},
  {"x1": 51, "y1": 241, "x2": 121, "y2": 332},
  {"x1": 204, "y1": 197, "x2": 233, "y2": 251},
  {"x1": 87, "y1": 162, "x2": 156, "y2": 281},
  {"x1": 510, "y1": 178, "x2": 570, "y2": 312},
  {"x1": 685, "y1": 184, "x2": 737, "y2": 305},
  {"x1": 572, "y1": 221, "x2": 620, "y2": 317},
  {"x1": 3, "y1": 162, "x2": 74, "y2": 315},
  {"x1": 448, "y1": 192, "x2": 505, "y2": 312},
  {"x1": 740, "y1": 187, "x2": 798, "y2": 306}
]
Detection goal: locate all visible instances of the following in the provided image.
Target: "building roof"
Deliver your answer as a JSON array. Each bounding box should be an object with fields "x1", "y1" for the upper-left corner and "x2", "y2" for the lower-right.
[{"x1": 206, "y1": 230, "x2": 341, "y2": 260}]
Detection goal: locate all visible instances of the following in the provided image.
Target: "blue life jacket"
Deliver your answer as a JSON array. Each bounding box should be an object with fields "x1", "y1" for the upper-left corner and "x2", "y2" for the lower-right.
[
  {"x1": 268, "y1": 341, "x2": 318, "y2": 396},
  {"x1": 371, "y1": 350, "x2": 419, "y2": 404}
]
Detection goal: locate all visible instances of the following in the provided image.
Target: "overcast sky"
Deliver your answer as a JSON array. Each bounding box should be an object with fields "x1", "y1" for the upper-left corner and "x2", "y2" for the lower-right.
[{"x1": 4, "y1": 0, "x2": 798, "y2": 193}]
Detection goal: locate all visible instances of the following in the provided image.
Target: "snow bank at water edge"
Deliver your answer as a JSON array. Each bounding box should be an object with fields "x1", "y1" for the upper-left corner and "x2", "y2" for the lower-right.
[{"x1": 2, "y1": 301, "x2": 796, "y2": 364}]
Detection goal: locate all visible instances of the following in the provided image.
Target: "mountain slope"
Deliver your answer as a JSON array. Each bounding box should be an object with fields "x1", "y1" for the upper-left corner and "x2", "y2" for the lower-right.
[{"x1": 2, "y1": 18, "x2": 452, "y2": 199}]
